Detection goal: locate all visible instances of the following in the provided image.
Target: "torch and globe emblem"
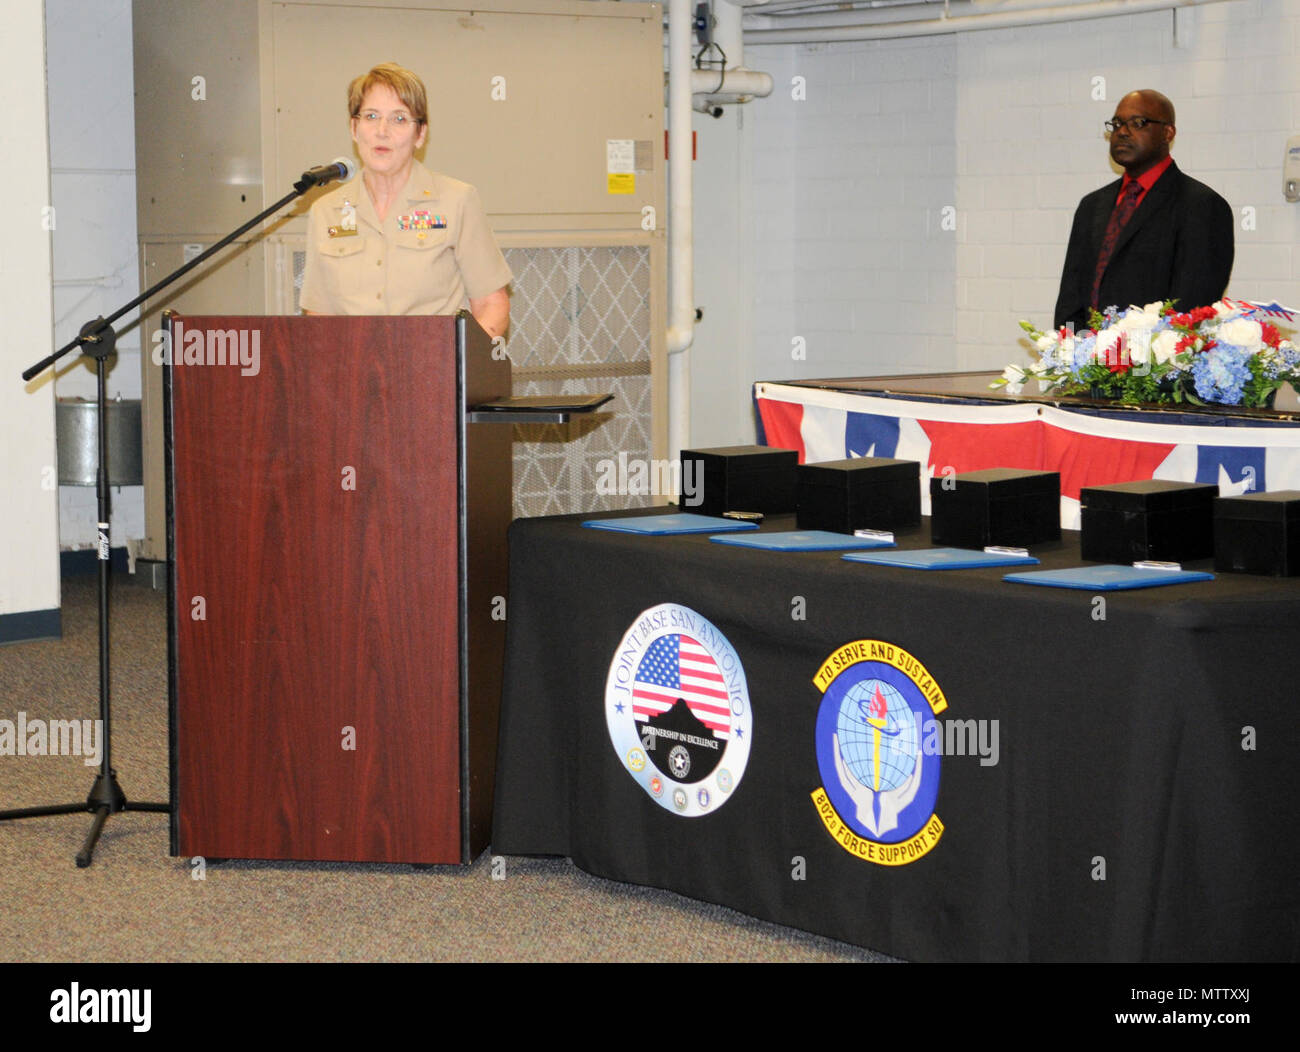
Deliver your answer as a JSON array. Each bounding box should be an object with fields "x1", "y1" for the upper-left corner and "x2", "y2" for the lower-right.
[
  {"x1": 812, "y1": 643, "x2": 945, "y2": 864},
  {"x1": 836, "y1": 680, "x2": 919, "y2": 795},
  {"x1": 815, "y1": 657, "x2": 937, "y2": 844}
]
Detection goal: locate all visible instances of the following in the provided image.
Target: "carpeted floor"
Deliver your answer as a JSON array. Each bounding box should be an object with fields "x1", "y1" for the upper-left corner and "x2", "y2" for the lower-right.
[{"x1": 0, "y1": 574, "x2": 889, "y2": 962}]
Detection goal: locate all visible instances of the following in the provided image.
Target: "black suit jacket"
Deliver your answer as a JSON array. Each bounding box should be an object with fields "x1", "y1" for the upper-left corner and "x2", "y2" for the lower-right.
[{"x1": 1053, "y1": 160, "x2": 1234, "y2": 330}]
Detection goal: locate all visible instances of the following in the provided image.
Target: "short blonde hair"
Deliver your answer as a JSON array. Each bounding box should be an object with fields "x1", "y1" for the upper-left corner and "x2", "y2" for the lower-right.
[{"x1": 347, "y1": 63, "x2": 428, "y2": 126}]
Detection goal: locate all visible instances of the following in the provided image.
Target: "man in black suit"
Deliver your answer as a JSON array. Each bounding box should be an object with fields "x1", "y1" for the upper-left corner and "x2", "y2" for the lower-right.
[{"x1": 1053, "y1": 90, "x2": 1234, "y2": 331}]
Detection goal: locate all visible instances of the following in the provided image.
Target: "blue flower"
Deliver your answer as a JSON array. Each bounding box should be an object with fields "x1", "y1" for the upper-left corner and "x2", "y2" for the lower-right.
[
  {"x1": 1259, "y1": 342, "x2": 1300, "y2": 380},
  {"x1": 1191, "y1": 343, "x2": 1252, "y2": 405},
  {"x1": 1068, "y1": 333, "x2": 1097, "y2": 379}
]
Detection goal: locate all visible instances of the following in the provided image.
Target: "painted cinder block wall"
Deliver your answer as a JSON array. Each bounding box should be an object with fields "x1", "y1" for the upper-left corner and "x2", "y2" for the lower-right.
[{"x1": 684, "y1": 1, "x2": 1299, "y2": 446}]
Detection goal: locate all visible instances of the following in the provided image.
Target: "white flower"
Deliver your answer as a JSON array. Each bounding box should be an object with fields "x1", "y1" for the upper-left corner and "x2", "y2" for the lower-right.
[
  {"x1": 1051, "y1": 341, "x2": 1071, "y2": 369},
  {"x1": 1128, "y1": 333, "x2": 1152, "y2": 368},
  {"x1": 1213, "y1": 299, "x2": 1237, "y2": 318},
  {"x1": 1113, "y1": 304, "x2": 1156, "y2": 330},
  {"x1": 1218, "y1": 318, "x2": 1263, "y2": 351},
  {"x1": 1116, "y1": 306, "x2": 1161, "y2": 352},
  {"x1": 1123, "y1": 303, "x2": 1161, "y2": 327},
  {"x1": 1151, "y1": 330, "x2": 1180, "y2": 364},
  {"x1": 1095, "y1": 328, "x2": 1123, "y2": 362},
  {"x1": 1000, "y1": 364, "x2": 1026, "y2": 395},
  {"x1": 1036, "y1": 334, "x2": 1056, "y2": 352}
]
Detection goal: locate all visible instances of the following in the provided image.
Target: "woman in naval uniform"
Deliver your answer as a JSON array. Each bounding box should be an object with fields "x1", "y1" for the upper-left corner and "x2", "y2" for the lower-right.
[{"x1": 300, "y1": 62, "x2": 511, "y2": 337}]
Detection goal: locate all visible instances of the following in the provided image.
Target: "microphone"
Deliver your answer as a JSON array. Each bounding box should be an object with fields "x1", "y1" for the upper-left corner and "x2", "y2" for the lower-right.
[{"x1": 298, "y1": 157, "x2": 357, "y2": 188}]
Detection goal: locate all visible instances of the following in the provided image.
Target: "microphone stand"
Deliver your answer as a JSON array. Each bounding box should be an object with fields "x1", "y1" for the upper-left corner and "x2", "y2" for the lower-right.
[{"x1": 5, "y1": 166, "x2": 341, "y2": 867}]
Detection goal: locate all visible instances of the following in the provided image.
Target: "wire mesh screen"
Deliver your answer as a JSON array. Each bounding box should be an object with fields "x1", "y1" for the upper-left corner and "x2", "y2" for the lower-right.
[
  {"x1": 291, "y1": 246, "x2": 305, "y2": 314},
  {"x1": 505, "y1": 245, "x2": 654, "y2": 518}
]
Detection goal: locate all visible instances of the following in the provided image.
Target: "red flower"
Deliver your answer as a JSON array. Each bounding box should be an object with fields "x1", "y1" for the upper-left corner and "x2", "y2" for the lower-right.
[
  {"x1": 1261, "y1": 322, "x2": 1282, "y2": 348},
  {"x1": 1104, "y1": 332, "x2": 1130, "y2": 372}
]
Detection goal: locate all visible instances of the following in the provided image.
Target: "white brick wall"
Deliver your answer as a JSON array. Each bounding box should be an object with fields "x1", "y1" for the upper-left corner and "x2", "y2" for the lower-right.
[
  {"x1": 47, "y1": 0, "x2": 144, "y2": 549},
  {"x1": 0, "y1": 0, "x2": 60, "y2": 618},
  {"x1": 733, "y1": 0, "x2": 1300, "y2": 412},
  {"x1": 745, "y1": 35, "x2": 959, "y2": 385}
]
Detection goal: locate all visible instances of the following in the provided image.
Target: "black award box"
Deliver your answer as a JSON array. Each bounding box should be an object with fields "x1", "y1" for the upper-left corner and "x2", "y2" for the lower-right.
[
  {"x1": 929, "y1": 468, "x2": 1061, "y2": 549},
  {"x1": 1213, "y1": 490, "x2": 1300, "y2": 576},
  {"x1": 680, "y1": 445, "x2": 798, "y2": 517},
  {"x1": 796, "y1": 457, "x2": 921, "y2": 534},
  {"x1": 1080, "y1": 480, "x2": 1216, "y2": 563}
]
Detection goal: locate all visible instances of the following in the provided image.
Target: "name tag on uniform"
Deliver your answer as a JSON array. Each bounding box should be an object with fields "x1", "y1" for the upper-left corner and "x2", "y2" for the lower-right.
[
  {"x1": 398, "y1": 210, "x2": 447, "y2": 231},
  {"x1": 326, "y1": 226, "x2": 358, "y2": 238}
]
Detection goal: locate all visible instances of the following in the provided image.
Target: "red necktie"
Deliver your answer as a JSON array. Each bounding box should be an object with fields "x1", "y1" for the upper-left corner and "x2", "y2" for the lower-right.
[{"x1": 1090, "y1": 179, "x2": 1143, "y2": 310}]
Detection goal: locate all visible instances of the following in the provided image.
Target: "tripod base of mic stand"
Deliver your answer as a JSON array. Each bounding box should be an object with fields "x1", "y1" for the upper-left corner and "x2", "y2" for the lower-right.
[{"x1": 0, "y1": 768, "x2": 169, "y2": 868}]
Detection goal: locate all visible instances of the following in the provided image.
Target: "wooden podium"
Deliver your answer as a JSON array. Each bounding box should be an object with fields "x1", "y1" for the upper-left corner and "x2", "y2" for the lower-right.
[{"x1": 165, "y1": 313, "x2": 510, "y2": 864}]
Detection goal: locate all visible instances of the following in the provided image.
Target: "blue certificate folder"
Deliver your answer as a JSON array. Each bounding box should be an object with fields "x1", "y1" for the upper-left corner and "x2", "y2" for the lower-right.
[
  {"x1": 1003, "y1": 565, "x2": 1215, "y2": 590},
  {"x1": 842, "y1": 548, "x2": 1041, "y2": 570},
  {"x1": 709, "y1": 530, "x2": 897, "y2": 552},
  {"x1": 581, "y1": 513, "x2": 759, "y2": 535}
]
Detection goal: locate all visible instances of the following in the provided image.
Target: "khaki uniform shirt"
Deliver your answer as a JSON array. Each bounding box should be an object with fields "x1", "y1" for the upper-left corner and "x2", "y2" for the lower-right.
[{"x1": 299, "y1": 161, "x2": 512, "y2": 315}]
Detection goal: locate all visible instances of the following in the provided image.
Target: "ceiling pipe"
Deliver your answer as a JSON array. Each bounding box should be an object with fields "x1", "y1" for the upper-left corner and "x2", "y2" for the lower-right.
[
  {"x1": 664, "y1": 0, "x2": 777, "y2": 456},
  {"x1": 743, "y1": 0, "x2": 1230, "y2": 42},
  {"x1": 749, "y1": 0, "x2": 941, "y2": 12},
  {"x1": 687, "y1": 2, "x2": 775, "y2": 104},
  {"x1": 669, "y1": 66, "x2": 775, "y2": 111},
  {"x1": 686, "y1": 67, "x2": 775, "y2": 97},
  {"x1": 667, "y1": 0, "x2": 694, "y2": 461},
  {"x1": 745, "y1": 0, "x2": 1120, "y2": 29}
]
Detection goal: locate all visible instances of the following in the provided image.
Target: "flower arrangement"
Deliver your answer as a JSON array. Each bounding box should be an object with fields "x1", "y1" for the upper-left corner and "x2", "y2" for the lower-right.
[{"x1": 994, "y1": 299, "x2": 1300, "y2": 409}]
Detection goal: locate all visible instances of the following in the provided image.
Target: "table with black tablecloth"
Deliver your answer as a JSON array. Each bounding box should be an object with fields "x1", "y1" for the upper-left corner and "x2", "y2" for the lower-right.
[{"x1": 490, "y1": 509, "x2": 1300, "y2": 961}]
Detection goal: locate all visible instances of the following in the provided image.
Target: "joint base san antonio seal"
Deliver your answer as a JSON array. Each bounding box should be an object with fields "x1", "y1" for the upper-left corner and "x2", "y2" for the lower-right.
[
  {"x1": 812, "y1": 639, "x2": 945, "y2": 866},
  {"x1": 606, "y1": 603, "x2": 751, "y2": 817}
]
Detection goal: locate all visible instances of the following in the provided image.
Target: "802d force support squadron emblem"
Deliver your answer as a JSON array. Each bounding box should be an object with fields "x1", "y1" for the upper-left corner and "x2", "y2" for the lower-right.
[
  {"x1": 606, "y1": 603, "x2": 752, "y2": 817},
  {"x1": 812, "y1": 640, "x2": 945, "y2": 866}
]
